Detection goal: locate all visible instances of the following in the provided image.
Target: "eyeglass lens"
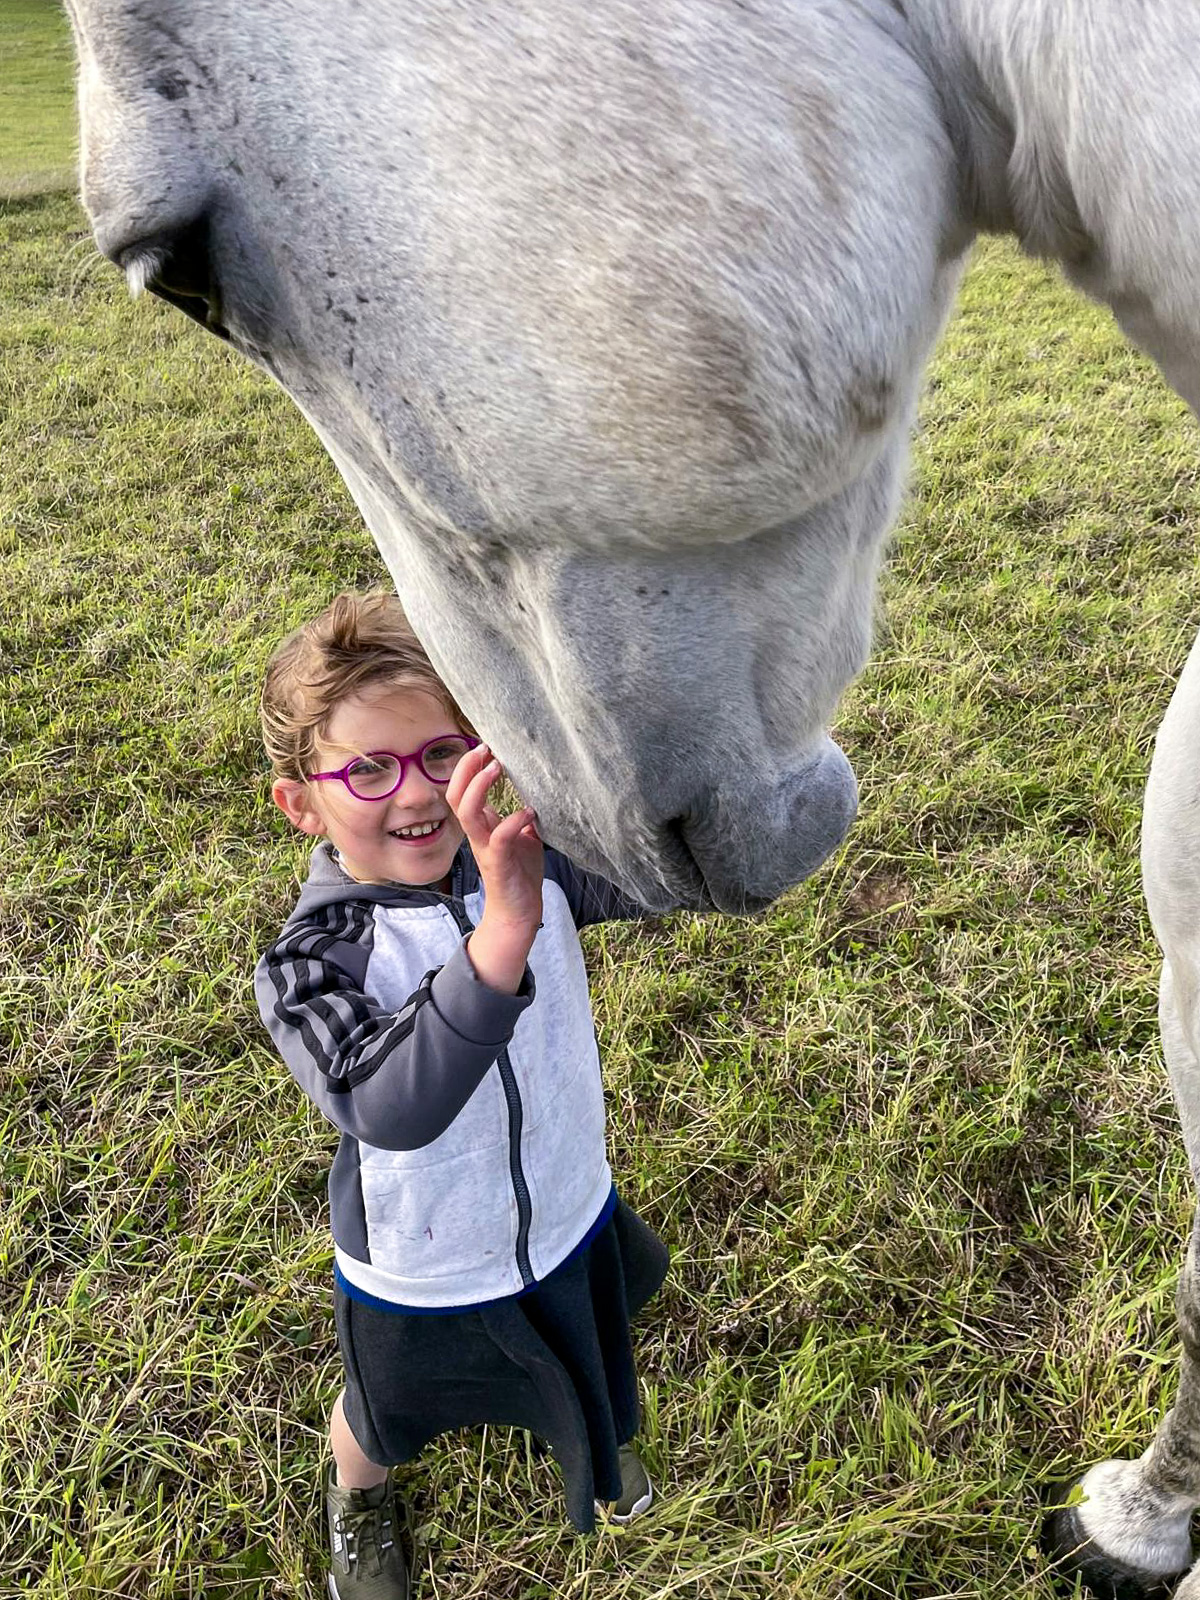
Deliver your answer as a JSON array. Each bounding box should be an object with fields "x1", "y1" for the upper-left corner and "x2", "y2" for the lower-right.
[{"x1": 344, "y1": 736, "x2": 474, "y2": 798}]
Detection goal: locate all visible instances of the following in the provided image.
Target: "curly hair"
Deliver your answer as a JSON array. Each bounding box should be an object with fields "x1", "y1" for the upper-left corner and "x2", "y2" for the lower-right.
[{"x1": 260, "y1": 591, "x2": 469, "y2": 780}]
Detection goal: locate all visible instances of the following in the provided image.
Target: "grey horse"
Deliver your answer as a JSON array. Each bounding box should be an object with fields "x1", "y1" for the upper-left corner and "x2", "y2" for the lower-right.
[{"x1": 63, "y1": 0, "x2": 1200, "y2": 1591}]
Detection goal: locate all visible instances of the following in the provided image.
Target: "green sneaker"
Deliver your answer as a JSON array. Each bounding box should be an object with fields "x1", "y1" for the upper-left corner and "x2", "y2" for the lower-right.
[
  {"x1": 325, "y1": 1467, "x2": 409, "y2": 1599},
  {"x1": 597, "y1": 1444, "x2": 654, "y2": 1525}
]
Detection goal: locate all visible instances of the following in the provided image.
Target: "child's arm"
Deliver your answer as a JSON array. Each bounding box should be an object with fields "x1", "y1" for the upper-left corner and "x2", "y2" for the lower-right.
[{"x1": 255, "y1": 927, "x2": 533, "y2": 1151}]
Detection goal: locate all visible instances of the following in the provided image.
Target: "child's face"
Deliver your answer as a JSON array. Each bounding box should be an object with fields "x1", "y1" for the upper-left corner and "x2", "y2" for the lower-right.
[{"x1": 273, "y1": 684, "x2": 468, "y2": 888}]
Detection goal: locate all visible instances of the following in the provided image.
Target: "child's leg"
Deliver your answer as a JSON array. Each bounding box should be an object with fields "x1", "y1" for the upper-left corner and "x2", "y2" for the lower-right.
[
  {"x1": 326, "y1": 1390, "x2": 408, "y2": 1598},
  {"x1": 330, "y1": 1389, "x2": 389, "y2": 1489}
]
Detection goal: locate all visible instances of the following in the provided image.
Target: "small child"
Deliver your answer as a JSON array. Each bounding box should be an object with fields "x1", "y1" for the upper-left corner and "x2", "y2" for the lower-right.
[{"x1": 255, "y1": 591, "x2": 668, "y2": 1598}]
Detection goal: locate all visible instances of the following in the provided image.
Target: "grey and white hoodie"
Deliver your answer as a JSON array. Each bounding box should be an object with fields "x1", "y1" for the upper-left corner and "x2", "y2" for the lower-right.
[{"x1": 255, "y1": 840, "x2": 644, "y2": 1311}]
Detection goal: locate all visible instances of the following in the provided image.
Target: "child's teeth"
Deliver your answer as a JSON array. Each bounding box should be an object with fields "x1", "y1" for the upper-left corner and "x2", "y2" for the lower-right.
[{"x1": 396, "y1": 821, "x2": 438, "y2": 837}]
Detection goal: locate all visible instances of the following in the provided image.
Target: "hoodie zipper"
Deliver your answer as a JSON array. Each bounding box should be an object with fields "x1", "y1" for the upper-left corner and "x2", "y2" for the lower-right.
[{"x1": 446, "y1": 858, "x2": 534, "y2": 1288}]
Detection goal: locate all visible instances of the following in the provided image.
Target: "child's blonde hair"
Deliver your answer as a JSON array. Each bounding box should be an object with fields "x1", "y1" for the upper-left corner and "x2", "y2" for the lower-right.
[{"x1": 260, "y1": 591, "x2": 469, "y2": 781}]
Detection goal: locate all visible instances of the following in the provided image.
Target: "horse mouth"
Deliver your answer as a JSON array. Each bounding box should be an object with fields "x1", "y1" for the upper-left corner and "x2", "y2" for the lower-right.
[
  {"x1": 654, "y1": 819, "x2": 772, "y2": 916},
  {"x1": 657, "y1": 818, "x2": 714, "y2": 911},
  {"x1": 114, "y1": 218, "x2": 232, "y2": 341}
]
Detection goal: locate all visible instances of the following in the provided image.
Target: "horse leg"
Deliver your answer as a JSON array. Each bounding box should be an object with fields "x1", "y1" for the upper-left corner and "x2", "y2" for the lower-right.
[
  {"x1": 1042, "y1": 962, "x2": 1200, "y2": 1596},
  {"x1": 1043, "y1": 628, "x2": 1200, "y2": 1598}
]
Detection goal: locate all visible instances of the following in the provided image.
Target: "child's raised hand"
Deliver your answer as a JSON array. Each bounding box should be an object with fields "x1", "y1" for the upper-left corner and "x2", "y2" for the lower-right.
[{"x1": 446, "y1": 745, "x2": 543, "y2": 991}]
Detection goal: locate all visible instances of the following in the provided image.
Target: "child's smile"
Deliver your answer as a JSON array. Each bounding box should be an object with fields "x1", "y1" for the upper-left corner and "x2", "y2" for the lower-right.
[{"x1": 385, "y1": 814, "x2": 453, "y2": 858}]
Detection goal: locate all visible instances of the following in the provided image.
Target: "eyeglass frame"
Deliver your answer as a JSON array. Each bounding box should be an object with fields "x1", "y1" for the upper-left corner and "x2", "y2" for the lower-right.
[{"x1": 307, "y1": 734, "x2": 481, "y2": 801}]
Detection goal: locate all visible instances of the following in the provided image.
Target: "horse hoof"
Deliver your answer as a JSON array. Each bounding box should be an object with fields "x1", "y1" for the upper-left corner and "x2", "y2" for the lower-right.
[{"x1": 1040, "y1": 1495, "x2": 1185, "y2": 1600}]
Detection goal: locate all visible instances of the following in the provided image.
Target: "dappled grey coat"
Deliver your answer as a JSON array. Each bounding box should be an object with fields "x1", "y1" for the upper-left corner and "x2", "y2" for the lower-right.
[{"x1": 254, "y1": 840, "x2": 644, "y2": 1311}]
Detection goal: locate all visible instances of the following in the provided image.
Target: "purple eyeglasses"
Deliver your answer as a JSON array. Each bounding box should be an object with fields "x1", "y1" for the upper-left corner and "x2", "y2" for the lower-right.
[{"x1": 309, "y1": 734, "x2": 480, "y2": 800}]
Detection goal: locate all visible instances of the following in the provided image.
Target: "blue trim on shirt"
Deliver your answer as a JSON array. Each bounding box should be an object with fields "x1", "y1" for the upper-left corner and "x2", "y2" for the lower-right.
[{"x1": 334, "y1": 1186, "x2": 619, "y2": 1316}]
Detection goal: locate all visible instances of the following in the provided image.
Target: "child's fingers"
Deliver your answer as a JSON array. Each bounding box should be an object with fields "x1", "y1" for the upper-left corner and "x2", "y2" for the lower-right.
[
  {"x1": 453, "y1": 756, "x2": 504, "y2": 829},
  {"x1": 445, "y1": 743, "x2": 495, "y2": 811},
  {"x1": 489, "y1": 807, "x2": 539, "y2": 848},
  {"x1": 463, "y1": 762, "x2": 502, "y2": 819}
]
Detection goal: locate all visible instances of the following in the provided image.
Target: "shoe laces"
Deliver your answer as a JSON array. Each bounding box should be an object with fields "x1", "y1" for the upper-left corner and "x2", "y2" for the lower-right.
[{"x1": 333, "y1": 1496, "x2": 396, "y2": 1577}]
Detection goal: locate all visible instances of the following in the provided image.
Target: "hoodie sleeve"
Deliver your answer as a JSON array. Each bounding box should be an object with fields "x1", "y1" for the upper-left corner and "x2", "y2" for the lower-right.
[
  {"x1": 542, "y1": 848, "x2": 656, "y2": 929},
  {"x1": 255, "y1": 911, "x2": 533, "y2": 1151}
]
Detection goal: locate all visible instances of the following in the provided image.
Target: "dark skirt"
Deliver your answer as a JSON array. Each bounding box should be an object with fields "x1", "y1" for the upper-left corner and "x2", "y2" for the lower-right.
[{"x1": 334, "y1": 1198, "x2": 669, "y2": 1532}]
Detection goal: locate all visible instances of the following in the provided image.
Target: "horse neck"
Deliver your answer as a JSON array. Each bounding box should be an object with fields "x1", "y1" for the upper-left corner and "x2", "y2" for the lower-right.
[{"x1": 905, "y1": 0, "x2": 1096, "y2": 265}]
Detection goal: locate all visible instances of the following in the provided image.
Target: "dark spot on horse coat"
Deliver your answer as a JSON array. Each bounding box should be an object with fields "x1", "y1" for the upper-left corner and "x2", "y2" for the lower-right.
[
  {"x1": 788, "y1": 341, "x2": 819, "y2": 403},
  {"x1": 154, "y1": 71, "x2": 189, "y2": 101},
  {"x1": 482, "y1": 543, "x2": 507, "y2": 587},
  {"x1": 689, "y1": 307, "x2": 769, "y2": 465},
  {"x1": 618, "y1": 38, "x2": 655, "y2": 67},
  {"x1": 849, "y1": 370, "x2": 894, "y2": 433},
  {"x1": 791, "y1": 83, "x2": 847, "y2": 221}
]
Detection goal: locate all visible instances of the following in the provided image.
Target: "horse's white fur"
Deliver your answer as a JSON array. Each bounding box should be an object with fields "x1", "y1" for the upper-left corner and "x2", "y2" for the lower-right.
[
  {"x1": 61, "y1": 0, "x2": 1200, "y2": 1577},
  {"x1": 1071, "y1": 1455, "x2": 1194, "y2": 1579}
]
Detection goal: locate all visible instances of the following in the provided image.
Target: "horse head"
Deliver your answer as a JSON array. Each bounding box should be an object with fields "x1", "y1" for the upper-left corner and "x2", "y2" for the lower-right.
[{"x1": 65, "y1": 0, "x2": 1200, "y2": 910}]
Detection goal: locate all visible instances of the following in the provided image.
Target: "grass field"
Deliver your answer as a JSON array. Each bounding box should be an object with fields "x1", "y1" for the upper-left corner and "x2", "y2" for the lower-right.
[
  {"x1": 0, "y1": 1, "x2": 75, "y2": 198},
  {"x1": 5, "y1": 11, "x2": 1200, "y2": 1598}
]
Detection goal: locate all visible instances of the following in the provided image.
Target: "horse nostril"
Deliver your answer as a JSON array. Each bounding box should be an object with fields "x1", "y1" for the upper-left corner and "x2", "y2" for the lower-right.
[{"x1": 116, "y1": 216, "x2": 228, "y2": 339}]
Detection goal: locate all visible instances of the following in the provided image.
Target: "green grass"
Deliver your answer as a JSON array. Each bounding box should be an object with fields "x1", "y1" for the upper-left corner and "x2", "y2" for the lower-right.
[
  {"x1": 4, "y1": 60, "x2": 1200, "y2": 1600},
  {"x1": 0, "y1": 2, "x2": 76, "y2": 198}
]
